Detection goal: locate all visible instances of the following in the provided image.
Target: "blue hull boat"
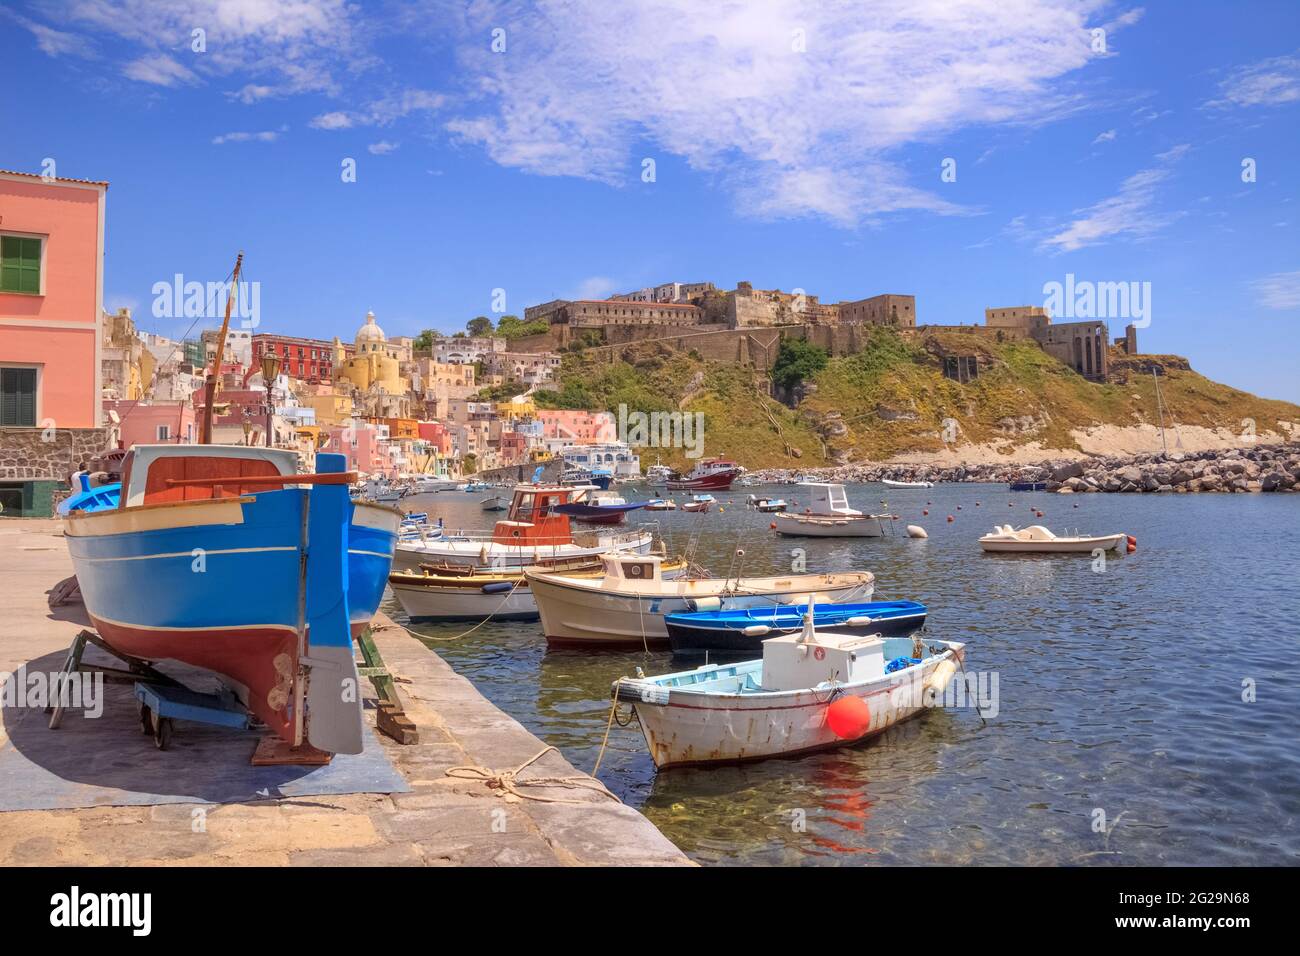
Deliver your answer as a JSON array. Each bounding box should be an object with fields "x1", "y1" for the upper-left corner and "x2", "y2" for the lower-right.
[
  {"x1": 1009, "y1": 481, "x2": 1047, "y2": 492},
  {"x1": 665, "y1": 600, "x2": 928, "y2": 656},
  {"x1": 64, "y1": 445, "x2": 400, "y2": 754}
]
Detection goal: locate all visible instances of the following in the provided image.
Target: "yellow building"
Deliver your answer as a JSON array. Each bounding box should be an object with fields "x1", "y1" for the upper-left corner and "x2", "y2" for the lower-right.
[
  {"x1": 495, "y1": 397, "x2": 536, "y2": 420},
  {"x1": 334, "y1": 311, "x2": 403, "y2": 392}
]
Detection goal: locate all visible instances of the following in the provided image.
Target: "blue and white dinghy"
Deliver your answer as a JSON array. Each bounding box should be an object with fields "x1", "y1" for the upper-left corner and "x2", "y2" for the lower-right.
[
  {"x1": 664, "y1": 599, "x2": 927, "y2": 656},
  {"x1": 615, "y1": 607, "x2": 965, "y2": 770}
]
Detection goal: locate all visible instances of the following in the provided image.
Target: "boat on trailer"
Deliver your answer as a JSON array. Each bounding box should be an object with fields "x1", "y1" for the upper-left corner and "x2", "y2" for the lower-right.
[
  {"x1": 773, "y1": 482, "x2": 896, "y2": 537},
  {"x1": 65, "y1": 444, "x2": 400, "y2": 755},
  {"x1": 978, "y1": 524, "x2": 1132, "y2": 553},
  {"x1": 391, "y1": 483, "x2": 654, "y2": 571},
  {"x1": 664, "y1": 599, "x2": 928, "y2": 656},
  {"x1": 615, "y1": 609, "x2": 965, "y2": 769},
  {"x1": 526, "y1": 552, "x2": 875, "y2": 648}
]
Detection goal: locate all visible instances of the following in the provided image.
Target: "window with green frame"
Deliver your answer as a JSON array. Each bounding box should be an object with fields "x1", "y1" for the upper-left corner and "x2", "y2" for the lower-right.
[
  {"x1": 0, "y1": 367, "x2": 38, "y2": 426},
  {"x1": 0, "y1": 235, "x2": 43, "y2": 294}
]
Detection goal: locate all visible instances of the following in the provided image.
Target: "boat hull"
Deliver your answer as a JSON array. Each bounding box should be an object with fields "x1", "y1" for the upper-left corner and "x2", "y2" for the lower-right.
[
  {"x1": 979, "y1": 533, "x2": 1125, "y2": 553},
  {"x1": 65, "y1": 490, "x2": 399, "y2": 747},
  {"x1": 666, "y1": 471, "x2": 737, "y2": 491},
  {"x1": 529, "y1": 573, "x2": 875, "y2": 647},
  {"x1": 617, "y1": 642, "x2": 964, "y2": 769},
  {"x1": 773, "y1": 513, "x2": 890, "y2": 537},
  {"x1": 391, "y1": 530, "x2": 653, "y2": 571}
]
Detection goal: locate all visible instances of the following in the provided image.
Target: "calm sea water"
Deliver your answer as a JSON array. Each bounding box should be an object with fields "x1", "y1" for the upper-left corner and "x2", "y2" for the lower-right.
[{"x1": 390, "y1": 483, "x2": 1300, "y2": 865}]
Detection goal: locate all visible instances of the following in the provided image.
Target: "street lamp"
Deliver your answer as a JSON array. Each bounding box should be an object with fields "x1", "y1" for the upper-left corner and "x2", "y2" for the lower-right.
[{"x1": 260, "y1": 353, "x2": 282, "y2": 447}]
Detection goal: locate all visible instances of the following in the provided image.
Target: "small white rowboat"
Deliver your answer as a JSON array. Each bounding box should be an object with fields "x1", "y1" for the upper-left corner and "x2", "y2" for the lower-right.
[
  {"x1": 882, "y1": 478, "x2": 933, "y2": 489},
  {"x1": 615, "y1": 616, "x2": 965, "y2": 769},
  {"x1": 978, "y1": 524, "x2": 1132, "y2": 553}
]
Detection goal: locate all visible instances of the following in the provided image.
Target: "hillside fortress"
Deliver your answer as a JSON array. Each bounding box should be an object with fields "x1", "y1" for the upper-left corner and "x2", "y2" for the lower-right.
[{"x1": 520, "y1": 281, "x2": 1140, "y2": 383}]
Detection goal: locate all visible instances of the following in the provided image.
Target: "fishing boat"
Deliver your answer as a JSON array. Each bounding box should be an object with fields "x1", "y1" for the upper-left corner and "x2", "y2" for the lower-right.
[
  {"x1": 57, "y1": 472, "x2": 121, "y2": 515},
  {"x1": 391, "y1": 483, "x2": 654, "y2": 571},
  {"x1": 359, "y1": 476, "x2": 404, "y2": 503},
  {"x1": 681, "y1": 493, "x2": 715, "y2": 513},
  {"x1": 747, "y1": 494, "x2": 787, "y2": 512},
  {"x1": 614, "y1": 609, "x2": 965, "y2": 769},
  {"x1": 562, "y1": 467, "x2": 613, "y2": 490},
  {"x1": 666, "y1": 457, "x2": 742, "y2": 491},
  {"x1": 526, "y1": 552, "x2": 875, "y2": 647},
  {"x1": 480, "y1": 494, "x2": 511, "y2": 512},
  {"x1": 553, "y1": 491, "x2": 651, "y2": 525},
  {"x1": 390, "y1": 555, "x2": 689, "y2": 622},
  {"x1": 882, "y1": 478, "x2": 933, "y2": 489},
  {"x1": 978, "y1": 524, "x2": 1133, "y2": 553},
  {"x1": 665, "y1": 599, "x2": 928, "y2": 656},
  {"x1": 644, "y1": 498, "x2": 677, "y2": 511},
  {"x1": 645, "y1": 460, "x2": 673, "y2": 485},
  {"x1": 62, "y1": 256, "x2": 400, "y2": 755},
  {"x1": 773, "y1": 482, "x2": 896, "y2": 537}
]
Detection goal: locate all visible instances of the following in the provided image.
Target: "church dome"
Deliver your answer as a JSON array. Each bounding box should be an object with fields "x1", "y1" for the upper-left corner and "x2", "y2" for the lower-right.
[{"x1": 355, "y1": 310, "x2": 386, "y2": 346}]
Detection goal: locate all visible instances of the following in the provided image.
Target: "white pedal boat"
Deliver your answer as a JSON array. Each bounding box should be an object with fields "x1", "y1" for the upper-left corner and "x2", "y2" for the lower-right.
[
  {"x1": 615, "y1": 612, "x2": 965, "y2": 769},
  {"x1": 978, "y1": 524, "x2": 1131, "y2": 553}
]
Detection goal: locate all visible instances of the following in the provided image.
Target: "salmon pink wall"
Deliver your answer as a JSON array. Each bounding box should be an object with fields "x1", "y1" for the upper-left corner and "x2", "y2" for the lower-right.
[{"x1": 0, "y1": 173, "x2": 105, "y2": 428}]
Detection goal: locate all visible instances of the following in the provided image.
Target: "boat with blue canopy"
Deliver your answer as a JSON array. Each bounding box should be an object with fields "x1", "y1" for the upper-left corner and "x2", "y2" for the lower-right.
[{"x1": 665, "y1": 599, "x2": 927, "y2": 656}]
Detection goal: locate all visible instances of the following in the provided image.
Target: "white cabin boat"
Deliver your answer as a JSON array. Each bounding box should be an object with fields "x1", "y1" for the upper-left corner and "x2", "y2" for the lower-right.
[
  {"x1": 978, "y1": 524, "x2": 1131, "y2": 553},
  {"x1": 773, "y1": 482, "x2": 896, "y2": 537},
  {"x1": 525, "y1": 552, "x2": 875, "y2": 647},
  {"x1": 392, "y1": 483, "x2": 654, "y2": 571},
  {"x1": 615, "y1": 611, "x2": 965, "y2": 769}
]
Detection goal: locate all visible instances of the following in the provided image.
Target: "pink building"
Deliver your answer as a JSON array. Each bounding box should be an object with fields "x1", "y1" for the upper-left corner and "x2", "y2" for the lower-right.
[
  {"x1": 417, "y1": 420, "x2": 454, "y2": 457},
  {"x1": 323, "y1": 422, "x2": 391, "y2": 476},
  {"x1": 0, "y1": 170, "x2": 106, "y2": 429},
  {"x1": 105, "y1": 400, "x2": 196, "y2": 449},
  {"x1": 536, "y1": 409, "x2": 616, "y2": 443}
]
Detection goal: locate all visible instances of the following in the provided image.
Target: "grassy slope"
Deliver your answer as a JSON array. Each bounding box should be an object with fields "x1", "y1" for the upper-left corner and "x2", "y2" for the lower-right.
[{"x1": 536, "y1": 331, "x2": 1300, "y2": 468}]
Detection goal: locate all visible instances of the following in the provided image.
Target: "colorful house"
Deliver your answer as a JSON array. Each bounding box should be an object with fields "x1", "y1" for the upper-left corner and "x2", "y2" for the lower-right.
[{"x1": 0, "y1": 169, "x2": 109, "y2": 516}]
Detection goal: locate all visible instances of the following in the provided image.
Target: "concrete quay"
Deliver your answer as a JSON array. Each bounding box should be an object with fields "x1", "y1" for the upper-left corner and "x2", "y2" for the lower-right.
[{"x1": 0, "y1": 518, "x2": 690, "y2": 867}]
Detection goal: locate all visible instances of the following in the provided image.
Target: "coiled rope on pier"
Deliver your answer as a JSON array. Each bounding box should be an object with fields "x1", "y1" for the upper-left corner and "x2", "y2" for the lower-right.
[{"x1": 445, "y1": 745, "x2": 622, "y2": 805}]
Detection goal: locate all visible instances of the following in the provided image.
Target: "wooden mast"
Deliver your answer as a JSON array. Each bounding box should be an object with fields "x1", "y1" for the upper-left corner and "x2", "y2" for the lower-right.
[{"x1": 199, "y1": 251, "x2": 244, "y2": 444}]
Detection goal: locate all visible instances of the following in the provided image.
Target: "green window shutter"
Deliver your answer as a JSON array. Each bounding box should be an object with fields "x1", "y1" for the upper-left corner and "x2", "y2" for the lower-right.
[
  {"x1": 1, "y1": 236, "x2": 42, "y2": 294},
  {"x1": 1, "y1": 368, "x2": 38, "y2": 426}
]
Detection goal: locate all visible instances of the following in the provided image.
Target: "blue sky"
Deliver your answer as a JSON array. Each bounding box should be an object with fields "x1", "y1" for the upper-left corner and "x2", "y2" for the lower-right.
[{"x1": 3, "y1": 0, "x2": 1298, "y2": 400}]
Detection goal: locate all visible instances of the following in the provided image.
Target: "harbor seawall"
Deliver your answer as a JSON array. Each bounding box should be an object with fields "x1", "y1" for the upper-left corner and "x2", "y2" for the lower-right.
[{"x1": 0, "y1": 519, "x2": 690, "y2": 866}]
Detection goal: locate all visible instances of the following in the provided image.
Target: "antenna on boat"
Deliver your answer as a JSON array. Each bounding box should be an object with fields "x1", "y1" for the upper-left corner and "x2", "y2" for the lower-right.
[
  {"x1": 799, "y1": 593, "x2": 815, "y2": 644},
  {"x1": 199, "y1": 251, "x2": 244, "y2": 444}
]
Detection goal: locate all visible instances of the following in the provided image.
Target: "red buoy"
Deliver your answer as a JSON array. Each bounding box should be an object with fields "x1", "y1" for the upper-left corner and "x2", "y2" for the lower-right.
[
  {"x1": 769, "y1": 522, "x2": 776, "y2": 529},
  {"x1": 1126, "y1": 535, "x2": 1137, "y2": 553},
  {"x1": 922, "y1": 509, "x2": 929, "y2": 516},
  {"x1": 947, "y1": 515, "x2": 954, "y2": 522},
  {"x1": 826, "y1": 695, "x2": 871, "y2": 739}
]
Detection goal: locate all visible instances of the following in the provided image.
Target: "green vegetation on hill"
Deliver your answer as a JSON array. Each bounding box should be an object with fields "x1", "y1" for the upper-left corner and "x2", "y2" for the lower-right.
[{"x1": 538, "y1": 329, "x2": 1300, "y2": 467}]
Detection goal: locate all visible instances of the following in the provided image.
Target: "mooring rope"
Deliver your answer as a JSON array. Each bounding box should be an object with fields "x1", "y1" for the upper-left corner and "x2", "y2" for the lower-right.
[
  {"x1": 374, "y1": 578, "x2": 525, "y2": 643},
  {"x1": 445, "y1": 745, "x2": 622, "y2": 805}
]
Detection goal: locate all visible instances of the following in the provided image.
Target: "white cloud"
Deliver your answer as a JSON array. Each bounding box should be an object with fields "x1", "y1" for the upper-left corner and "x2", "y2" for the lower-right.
[
  {"x1": 446, "y1": 0, "x2": 1134, "y2": 226},
  {"x1": 212, "y1": 129, "x2": 283, "y2": 145},
  {"x1": 1250, "y1": 270, "x2": 1300, "y2": 310},
  {"x1": 123, "y1": 54, "x2": 198, "y2": 87},
  {"x1": 368, "y1": 140, "x2": 399, "y2": 155},
  {"x1": 1040, "y1": 146, "x2": 1189, "y2": 252},
  {"x1": 311, "y1": 89, "x2": 446, "y2": 130},
  {"x1": 0, "y1": 8, "x2": 95, "y2": 57},
  {"x1": 42, "y1": 0, "x2": 362, "y2": 95},
  {"x1": 1092, "y1": 129, "x2": 1117, "y2": 144},
  {"x1": 1207, "y1": 54, "x2": 1300, "y2": 109}
]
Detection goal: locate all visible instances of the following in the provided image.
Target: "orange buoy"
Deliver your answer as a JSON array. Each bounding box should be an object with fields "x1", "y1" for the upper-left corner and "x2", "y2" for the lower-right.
[
  {"x1": 1126, "y1": 535, "x2": 1137, "y2": 553},
  {"x1": 947, "y1": 515, "x2": 954, "y2": 522},
  {"x1": 769, "y1": 522, "x2": 776, "y2": 529},
  {"x1": 826, "y1": 695, "x2": 871, "y2": 739}
]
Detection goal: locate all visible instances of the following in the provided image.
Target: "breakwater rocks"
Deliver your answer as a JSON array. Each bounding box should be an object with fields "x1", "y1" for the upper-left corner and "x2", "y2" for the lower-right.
[{"x1": 750, "y1": 443, "x2": 1300, "y2": 494}]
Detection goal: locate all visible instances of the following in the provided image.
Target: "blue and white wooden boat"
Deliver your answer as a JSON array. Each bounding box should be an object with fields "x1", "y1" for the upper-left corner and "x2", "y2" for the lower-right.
[
  {"x1": 664, "y1": 599, "x2": 928, "y2": 656},
  {"x1": 616, "y1": 611, "x2": 965, "y2": 769},
  {"x1": 64, "y1": 445, "x2": 401, "y2": 754},
  {"x1": 57, "y1": 472, "x2": 121, "y2": 515}
]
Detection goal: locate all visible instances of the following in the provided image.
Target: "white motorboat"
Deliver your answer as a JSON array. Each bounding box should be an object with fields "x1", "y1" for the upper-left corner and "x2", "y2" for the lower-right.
[
  {"x1": 681, "y1": 493, "x2": 715, "y2": 513},
  {"x1": 411, "y1": 475, "x2": 461, "y2": 494},
  {"x1": 978, "y1": 524, "x2": 1133, "y2": 553},
  {"x1": 526, "y1": 552, "x2": 875, "y2": 647},
  {"x1": 882, "y1": 478, "x2": 933, "y2": 489},
  {"x1": 747, "y1": 494, "x2": 787, "y2": 512},
  {"x1": 359, "y1": 477, "x2": 404, "y2": 503},
  {"x1": 389, "y1": 555, "x2": 689, "y2": 622},
  {"x1": 644, "y1": 498, "x2": 677, "y2": 511},
  {"x1": 615, "y1": 607, "x2": 965, "y2": 769},
  {"x1": 480, "y1": 494, "x2": 511, "y2": 512},
  {"x1": 392, "y1": 483, "x2": 654, "y2": 571},
  {"x1": 773, "y1": 482, "x2": 896, "y2": 537}
]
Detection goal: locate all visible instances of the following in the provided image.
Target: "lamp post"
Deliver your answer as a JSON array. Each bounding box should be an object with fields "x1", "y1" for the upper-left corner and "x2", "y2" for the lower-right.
[{"x1": 261, "y1": 353, "x2": 282, "y2": 447}]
